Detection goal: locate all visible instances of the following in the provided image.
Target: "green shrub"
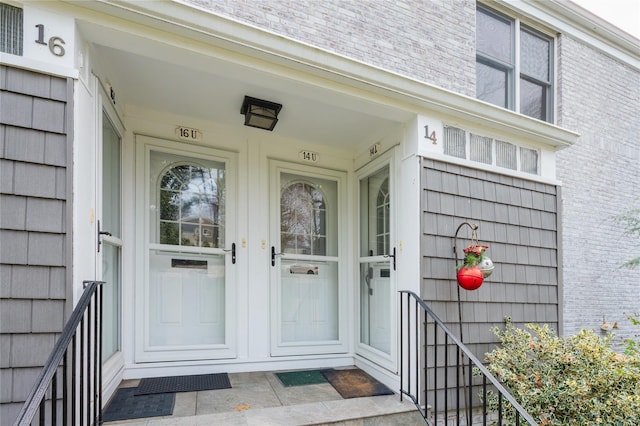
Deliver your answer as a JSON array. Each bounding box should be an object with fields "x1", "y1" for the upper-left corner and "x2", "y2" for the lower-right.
[
  {"x1": 484, "y1": 319, "x2": 640, "y2": 425},
  {"x1": 615, "y1": 208, "x2": 640, "y2": 269},
  {"x1": 621, "y1": 313, "x2": 640, "y2": 363}
]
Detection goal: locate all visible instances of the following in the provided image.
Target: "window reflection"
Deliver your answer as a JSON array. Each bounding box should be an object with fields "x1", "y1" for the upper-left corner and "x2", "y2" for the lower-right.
[
  {"x1": 158, "y1": 164, "x2": 225, "y2": 248},
  {"x1": 360, "y1": 166, "x2": 390, "y2": 257},
  {"x1": 281, "y1": 181, "x2": 327, "y2": 255},
  {"x1": 376, "y1": 178, "x2": 390, "y2": 256}
]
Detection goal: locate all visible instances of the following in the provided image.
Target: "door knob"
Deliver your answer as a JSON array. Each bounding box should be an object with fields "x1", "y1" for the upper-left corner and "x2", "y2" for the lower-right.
[
  {"x1": 223, "y1": 242, "x2": 237, "y2": 264},
  {"x1": 383, "y1": 247, "x2": 397, "y2": 270},
  {"x1": 271, "y1": 246, "x2": 283, "y2": 266},
  {"x1": 97, "y1": 220, "x2": 112, "y2": 252}
]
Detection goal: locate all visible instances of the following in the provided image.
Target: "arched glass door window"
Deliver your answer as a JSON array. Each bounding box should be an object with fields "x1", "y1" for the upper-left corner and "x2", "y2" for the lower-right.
[
  {"x1": 158, "y1": 163, "x2": 225, "y2": 248},
  {"x1": 280, "y1": 181, "x2": 327, "y2": 256},
  {"x1": 360, "y1": 167, "x2": 390, "y2": 257},
  {"x1": 376, "y1": 178, "x2": 390, "y2": 256}
]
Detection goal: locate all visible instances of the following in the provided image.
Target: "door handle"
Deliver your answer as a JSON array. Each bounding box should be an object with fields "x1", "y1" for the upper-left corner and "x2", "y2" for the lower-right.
[
  {"x1": 271, "y1": 246, "x2": 283, "y2": 266},
  {"x1": 97, "y1": 220, "x2": 112, "y2": 253},
  {"x1": 383, "y1": 247, "x2": 396, "y2": 270},
  {"x1": 223, "y1": 242, "x2": 236, "y2": 264}
]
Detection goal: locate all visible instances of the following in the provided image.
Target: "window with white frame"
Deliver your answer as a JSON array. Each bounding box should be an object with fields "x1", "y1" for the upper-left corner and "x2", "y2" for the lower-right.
[
  {"x1": 476, "y1": 5, "x2": 553, "y2": 122},
  {"x1": 444, "y1": 125, "x2": 540, "y2": 175}
]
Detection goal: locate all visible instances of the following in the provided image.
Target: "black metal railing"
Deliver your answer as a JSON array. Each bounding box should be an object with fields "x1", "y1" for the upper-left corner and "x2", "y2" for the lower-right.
[
  {"x1": 14, "y1": 280, "x2": 105, "y2": 426},
  {"x1": 399, "y1": 290, "x2": 537, "y2": 426}
]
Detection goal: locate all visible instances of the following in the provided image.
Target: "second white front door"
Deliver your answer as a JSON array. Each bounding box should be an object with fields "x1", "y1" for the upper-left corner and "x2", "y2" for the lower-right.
[{"x1": 269, "y1": 161, "x2": 347, "y2": 356}]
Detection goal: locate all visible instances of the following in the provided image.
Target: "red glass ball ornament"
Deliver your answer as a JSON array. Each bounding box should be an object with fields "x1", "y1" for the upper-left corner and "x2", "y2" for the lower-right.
[{"x1": 456, "y1": 266, "x2": 484, "y2": 290}]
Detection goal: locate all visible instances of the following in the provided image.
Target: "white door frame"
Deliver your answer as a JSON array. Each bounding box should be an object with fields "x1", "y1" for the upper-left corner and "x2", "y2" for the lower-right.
[
  {"x1": 95, "y1": 81, "x2": 126, "y2": 390},
  {"x1": 355, "y1": 148, "x2": 398, "y2": 372},
  {"x1": 269, "y1": 159, "x2": 349, "y2": 356},
  {"x1": 134, "y1": 135, "x2": 238, "y2": 362}
]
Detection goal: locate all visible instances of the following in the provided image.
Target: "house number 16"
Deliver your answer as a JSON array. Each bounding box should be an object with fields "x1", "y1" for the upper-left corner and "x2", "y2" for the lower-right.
[{"x1": 35, "y1": 24, "x2": 66, "y2": 57}]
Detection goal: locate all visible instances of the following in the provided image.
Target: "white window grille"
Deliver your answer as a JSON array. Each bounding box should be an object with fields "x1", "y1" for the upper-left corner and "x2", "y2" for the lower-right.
[
  {"x1": 470, "y1": 134, "x2": 493, "y2": 165},
  {"x1": 443, "y1": 125, "x2": 539, "y2": 175},
  {"x1": 520, "y1": 147, "x2": 539, "y2": 174},
  {"x1": 1, "y1": 3, "x2": 23, "y2": 56},
  {"x1": 443, "y1": 126, "x2": 466, "y2": 159},
  {"x1": 496, "y1": 140, "x2": 517, "y2": 170}
]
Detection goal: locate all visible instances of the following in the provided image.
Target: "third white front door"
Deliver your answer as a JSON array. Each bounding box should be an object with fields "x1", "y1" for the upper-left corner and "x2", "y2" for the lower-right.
[
  {"x1": 269, "y1": 161, "x2": 347, "y2": 356},
  {"x1": 357, "y1": 157, "x2": 397, "y2": 370}
]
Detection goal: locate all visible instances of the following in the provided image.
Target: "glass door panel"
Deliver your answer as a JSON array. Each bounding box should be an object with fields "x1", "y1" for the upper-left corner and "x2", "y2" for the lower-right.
[
  {"x1": 270, "y1": 164, "x2": 345, "y2": 355},
  {"x1": 360, "y1": 261, "x2": 391, "y2": 353},
  {"x1": 359, "y1": 165, "x2": 393, "y2": 356},
  {"x1": 100, "y1": 112, "x2": 121, "y2": 362},
  {"x1": 280, "y1": 259, "x2": 338, "y2": 342},
  {"x1": 148, "y1": 251, "x2": 225, "y2": 346},
  {"x1": 140, "y1": 142, "x2": 235, "y2": 360}
]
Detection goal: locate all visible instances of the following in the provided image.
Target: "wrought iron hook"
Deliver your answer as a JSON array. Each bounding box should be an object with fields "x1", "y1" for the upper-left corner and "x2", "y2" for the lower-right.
[
  {"x1": 453, "y1": 221, "x2": 479, "y2": 263},
  {"x1": 452, "y1": 220, "x2": 479, "y2": 414}
]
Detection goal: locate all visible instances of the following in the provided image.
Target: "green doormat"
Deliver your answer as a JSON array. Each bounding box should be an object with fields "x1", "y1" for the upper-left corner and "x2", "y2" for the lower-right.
[{"x1": 275, "y1": 369, "x2": 328, "y2": 387}]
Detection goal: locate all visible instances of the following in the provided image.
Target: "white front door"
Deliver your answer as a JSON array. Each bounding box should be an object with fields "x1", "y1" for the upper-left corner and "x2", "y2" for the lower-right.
[
  {"x1": 97, "y1": 108, "x2": 123, "y2": 365},
  {"x1": 135, "y1": 136, "x2": 237, "y2": 362},
  {"x1": 357, "y1": 155, "x2": 397, "y2": 370},
  {"x1": 269, "y1": 161, "x2": 347, "y2": 356}
]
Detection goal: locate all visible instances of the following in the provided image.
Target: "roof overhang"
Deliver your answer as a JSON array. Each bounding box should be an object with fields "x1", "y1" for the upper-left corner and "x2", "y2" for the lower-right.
[{"x1": 67, "y1": 0, "x2": 579, "y2": 149}]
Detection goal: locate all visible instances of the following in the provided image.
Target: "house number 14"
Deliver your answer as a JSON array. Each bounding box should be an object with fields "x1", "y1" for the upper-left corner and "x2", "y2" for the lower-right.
[
  {"x1": 35, "y1": 24, "x2": 66, "y2": 57},
  {"x1": 299, "y1": 150, "x2": 319, "y2": 163}
]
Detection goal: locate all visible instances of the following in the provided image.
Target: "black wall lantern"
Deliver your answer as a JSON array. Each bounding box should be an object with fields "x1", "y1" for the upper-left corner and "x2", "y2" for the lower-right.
[{"x1": 240, "y1": 96, "x2": 282, "y2": 131}]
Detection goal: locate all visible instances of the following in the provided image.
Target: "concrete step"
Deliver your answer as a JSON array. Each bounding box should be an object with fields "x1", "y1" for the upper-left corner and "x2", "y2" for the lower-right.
[{"x1": 103, "y1": 394, "x2": 423, "y2": 425}]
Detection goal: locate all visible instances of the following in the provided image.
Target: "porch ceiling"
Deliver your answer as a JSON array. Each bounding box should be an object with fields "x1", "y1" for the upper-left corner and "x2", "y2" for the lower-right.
[
  {"x1": 91, "y1": 41, "x2": 411, "y2": 149},
  {"x1": 74, "y1": 2, "x2": 579, "y2": 151}
]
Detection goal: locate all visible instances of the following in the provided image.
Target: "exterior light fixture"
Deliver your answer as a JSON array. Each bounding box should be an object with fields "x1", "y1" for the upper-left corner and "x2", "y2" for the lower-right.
[{"x1": 240, "y1": 96, "x2": 282, "y2": 131}]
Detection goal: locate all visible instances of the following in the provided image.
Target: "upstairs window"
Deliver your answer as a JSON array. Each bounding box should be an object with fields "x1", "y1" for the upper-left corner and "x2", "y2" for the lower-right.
[
  {"x1": 476, "y1": 5, "x2": 553, "y2": 122},
  {"x1": 1, "y1": 3, "x2": 23, "y2": 55}
]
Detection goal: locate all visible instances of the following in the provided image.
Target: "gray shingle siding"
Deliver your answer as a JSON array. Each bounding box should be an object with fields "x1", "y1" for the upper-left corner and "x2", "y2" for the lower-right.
[
  {"x1": 0, "y1": 65, "x2": 72, "y2": 423},
  {"x1": 421, "y1": 158, "x2": 560, "y2": 401}
]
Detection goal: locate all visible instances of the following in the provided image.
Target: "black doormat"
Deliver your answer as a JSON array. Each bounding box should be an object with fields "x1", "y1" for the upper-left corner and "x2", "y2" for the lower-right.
[
  {"x1": 275, "y1": 369, "x2": 328, "y2": 387},
  {"x1": 321, "y1": 368, "x2": 394, "y2": 399},
  {"x1": 102, "y1": 387, "x2": 175, "y2": 422},
  {"x1": 135, "y1": 373, "x2": 232, "y2": 395}
]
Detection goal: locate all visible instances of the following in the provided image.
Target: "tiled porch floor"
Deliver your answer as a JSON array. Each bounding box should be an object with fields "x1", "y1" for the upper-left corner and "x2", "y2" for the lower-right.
[{"x1": 102, "y1": 370, "x2": 424, "y2": 425}]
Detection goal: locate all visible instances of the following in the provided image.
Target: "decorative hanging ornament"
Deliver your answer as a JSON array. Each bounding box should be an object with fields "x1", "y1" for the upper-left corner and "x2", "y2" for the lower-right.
[
  {"x1": 477, "y1": 256, "x2": 494, "y2": 278},
  {"x1": 456, "y1": 266, "x2": 484, "y2": 290},
  {"x1": 457, "y1": 243, "x2": 492, "y2": 290}
]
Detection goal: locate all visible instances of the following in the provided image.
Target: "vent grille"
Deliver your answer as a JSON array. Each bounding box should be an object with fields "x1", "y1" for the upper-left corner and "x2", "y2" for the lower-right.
[
  {"x1": 520, "y1": 147, "x2": 539, "y2": 174},
  {"x1": 443, "y1": 126, "x2": 466, "y2": 159},
  {"x1": 470, "y1": 133, "x2": 492, "y2": 164},
  {"x1": 496, "y1": 140, "x2": 517, "y2": 170},
  {"x1": 443, "y1": 124, "x2": 541, "y2": 175},
  {"x1": 1, "y1": 3, "x2": 23, "y2": 55}
]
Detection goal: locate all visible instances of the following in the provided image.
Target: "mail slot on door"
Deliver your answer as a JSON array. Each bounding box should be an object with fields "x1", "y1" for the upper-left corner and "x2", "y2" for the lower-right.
[
  {"x1": 171, "y1": 259, "x2": 208, "y2": 270},
  {"x1": 289, "y1": 264, "x2": 319, "y2": 275}
]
